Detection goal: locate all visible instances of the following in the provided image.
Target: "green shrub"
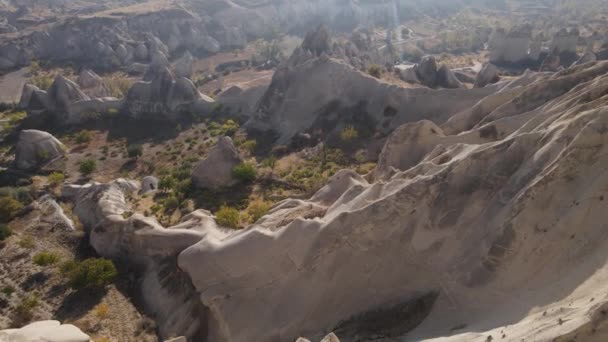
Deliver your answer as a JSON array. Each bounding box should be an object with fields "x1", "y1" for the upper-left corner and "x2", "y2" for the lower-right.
[
  {"x1": 33, "y1": 251, "x2": 60, "y2": 266},
  {"x1": 367, "y1": 64, "x2": 384, "y2": 78},
  {"x1": 127, "y1": 144, "x2": 143, "y2": 159},
  {"x1": 19, "y1": 236, "x2": 35, "y2": 249},
  {"x1": 48, "y1": 172, "x2": 65, "y2": 187},
  {"x1": 79, "y1": 159, "x2": 97, "y2": 176},
  {"x1": 246, "y1": 198, "x2": 271, "y2": 223},
  {"x1": 103, "y1": 76, "x2": 133, "y2": 98},
  {"x1": 215, "y1": 206, "x2": 240, "y2": 229},
  {"x1": 74, "y1": 130, "x2": 93, "y2": 145},
  {"x1": 220, "y1": 119, "x2": 239, "y2": 136},
  {"x1": 1, "y1": 285, "x2": 14, "y2": 296},
  {"x1": 62, "y1": 258, "x2": 118, "y2": 290},
  {"x1": 340, "y1": 126, "x2": 359, "y2": 142},
  {"x1": 31, "y1": 75, "x2": 54, "y2": 90},
  {"x1": 232, "y1": 161, "x2": 257, "y2": 182},
  {"x1": 15, "y1": 295, "x2": 39, "y2": 322},
  {"x1": 158, "y1": 176, "x2": 177, "y2": 192},
  {"x1": 241, "y1": 140, "x2": 257, "y2": 154},
  {"x1": 0, "y1": 196, "x2": 23, "y2": 222},
  {"x1": 0, "y1": 224, "x2": 12, "y2": 241}
]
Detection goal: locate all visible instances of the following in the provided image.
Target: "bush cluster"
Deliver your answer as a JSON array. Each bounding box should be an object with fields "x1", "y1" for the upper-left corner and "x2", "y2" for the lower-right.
[
  {"x1": 233, "y1": 161, "x2": 257, "y2": 182},
  {"x1": 61, "y1": 258, "x2": 118, "y2": 290}
]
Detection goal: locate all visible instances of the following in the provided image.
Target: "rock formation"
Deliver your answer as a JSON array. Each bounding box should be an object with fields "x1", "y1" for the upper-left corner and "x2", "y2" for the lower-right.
[
  {"x1": 18, "y1": 74, "x2": 122, "y2": 124},
  {"x1": 141, "y1": 176, "x2": 159, "y2": 194},
  {"x1": 248, "y1": 42, "x2": 497, "y2": 144},
  {"x1": 173, "y1": 51, "x2": 194, "y2": 78},
  {"x1": 489, "y1": 25, "x2": 535, "y2": 64},
  {"x1": 191, "y1": 137, "x2": 242, "y2": 190},
  {"x1": 76, "y1": 69, "x2": 111, "y2": 98},
  {"x1": 0, "y1": 321, "x2": 90, "y2": 342},
  {"x1": 59, "y1": 60, "x2": 608, "y2": 342},
  {"x1": 474, "y1": 63, "x2": 500, "y2": 88},
  {"x1": 18, "y1": 68, "x2": 214, "y2": 125},
  {"x1": 125, "y1": 67, "x2": 213, "y2": 121},
  {"x1": 14, "y1": 130, "x2": 65, "y2": 171}
]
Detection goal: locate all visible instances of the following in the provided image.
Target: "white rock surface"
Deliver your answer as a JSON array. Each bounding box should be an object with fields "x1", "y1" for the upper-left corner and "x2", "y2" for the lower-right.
[
  {"x1": 0, "y1": 320, "x2": 91, "y2": 342},
  {"x1": 191, "y1": 137, "x2": 243, "y2": 190},
  {"x1": 15, "y1": 130, "x2": 66, "y2": 170}
]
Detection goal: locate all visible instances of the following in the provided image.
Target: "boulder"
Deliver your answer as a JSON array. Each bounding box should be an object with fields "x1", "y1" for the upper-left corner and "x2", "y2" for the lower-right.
[
  {"x1": 398, "y1": 65, "x2": 420, "y2": 84},
  {"x1": 415, "y1": 56, "x2": 438, "y2": 88},
  {"x1": 474, "y1": 63, "x2": 500, "y2": 88},
  {"x1": 436, "y1": 65, "x2": 465, "y2": 89},
  {"x1": 77, "y1": 69, "x2": 111, "y2": 98},
  {"x1": 36, "y1": 195, "x2": 76, "y2": 231},
  {"x1": 489, "y1": 25, "x2": 535, "y2": 64},
  {"x1": 191, "y1": 137, "x2": 242, "y2": 189},
  {"x1": 18, "y1": 84, "x2": 51, "y2": 111},
  {"x1": 173, "y1": 51, "x2": 194, "y2": 78},
  {"x1": 125, "y1": 67, "x2": 213, "y2": 121},
  {"x1": 0, "y1": 320, "x2": 90, "y2": 342},
  {"x1": 301, "y1": 25, "x2": 332, "y2": 56},
  {"x1": 135, "y1": 42, "x2": 149, "y2": 61},
  {"x1": 15, "y1": 130, "x2": 66, "y2": 170},
  {"x1": 540, "y1": 52, "x2": 562, "y2": 72},
  {"x1": 320, "y1": 333, "x2": 340, "y2": 342},
  {"x1": 572, "y1": 51, "x2": 597, "y2": 66},
  {"x1": 47, "y1": 75, "x2": 90, "y2": 110},
  {"x1": 141, "y1": 176, "x2": 159, "y2": 194}
]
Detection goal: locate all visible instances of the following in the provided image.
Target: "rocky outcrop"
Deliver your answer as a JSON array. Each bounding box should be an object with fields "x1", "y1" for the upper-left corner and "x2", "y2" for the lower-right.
[
  {"x1": 550, "y1": 28, "x2": 579, "y2": 55},
  {"x1": 474, "y1": 63, "x2": 500, "y2": 88},
  {"x1": 249, "y1": 44, "x2": 497, "y2": 144},
  {"x1": 76, "y1": 69, "x2": 111, "y2": 98},
  {"x1": 0, "y1": 321, "x2": 90, "y2": 342},
  {"x1": 191, "y1": 137, "x2": 242, "y2": 190},
  {"x1": 18, "y1": 74, "x2": 122, "y2": 124},
  {"x1": 35, "y1": 195, "x2": 76, "y2": 231},
  {"x1": 62, "y1": 179, "x2": 216, "y2": 340},
  {"x1": 572, "y1": 51, "x2": 597, "y2": 66},
  {"x1": 141, "y1": 176, "x2": 159, "y2": 194},
  {"x1": 173, "y1": 51, "x2": 194, "y2": 78},
  {"x1": 301, "y1": 25, "x2": 332, "y2": 56},
  {"x1": 415, "y1": 56, "x2": 438, "y2": 87},
  {"x1": 60, "y1": 61, "x2": 608, "y2": 342},
  {"x1": 18, "y1": 67, "x2": 215, "y2": 125},
  {"x1": 436, "y1": 64, "x2": 464, "y2": 89},
  {"x1": 124, "y1": 67, "x2": 213, "y2": 121},
  {"x1": 179, "y1": 61, "x2": 608, "y2": 342},
  {"x1": 489, "y1": 25, "x2": 535, "y2": 64},
  {"x1": 14, "y1": 130, "x2": 66, "y2": 171}
]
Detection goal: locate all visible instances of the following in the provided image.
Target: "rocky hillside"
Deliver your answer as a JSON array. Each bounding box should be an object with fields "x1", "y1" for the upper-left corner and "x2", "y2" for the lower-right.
[{"x1": 12, "y1": 59, "x2": 604, "y2": 341}]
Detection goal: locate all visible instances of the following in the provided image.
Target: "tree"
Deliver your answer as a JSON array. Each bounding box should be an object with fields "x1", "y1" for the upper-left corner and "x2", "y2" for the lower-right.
[
  {"x1": 61, "y1": 258, "x2": 117, "y2": 290},
  {"x1": 0, "y1": 196, "x2": 23, "y2": 222},
  {"x1": 340, "y1": 126, "x2": 359, "y2": 143},
  {"x1": 367, "y1": 64, "x2": 384, "y2": 78},
  {"x1": 79, "y1": 159, "x2": 97, "y2": 176},
  {"x1": 232, "y1": 161, "x2": 257, "y2": 182},
  {"x1": 127, "y1": 144, "x2": 143, "y2": 159},
  {"x1": 48, "y1": 172, "x2": 65, "y2": 187},
  {"x1": 262, "y1": 155, "x2": 277, "y2": 176},
  {"x1": 215, "y1": 206, "x2": 240, "y2": 229}
]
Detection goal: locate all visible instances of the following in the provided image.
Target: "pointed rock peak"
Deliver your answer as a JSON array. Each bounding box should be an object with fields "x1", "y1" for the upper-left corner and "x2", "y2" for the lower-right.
[
  {"x1": 77, "y1": 69, "x2": 103, "y2": 88},
  {"x1": 302, "y1": 25, "x2": 332, "y2": 56}
]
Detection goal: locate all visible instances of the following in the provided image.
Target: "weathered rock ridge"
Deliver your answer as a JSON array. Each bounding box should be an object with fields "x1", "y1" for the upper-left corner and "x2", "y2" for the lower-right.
[{"x1": 61, "y1": 61, "x2": 608, "y2": 342}]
